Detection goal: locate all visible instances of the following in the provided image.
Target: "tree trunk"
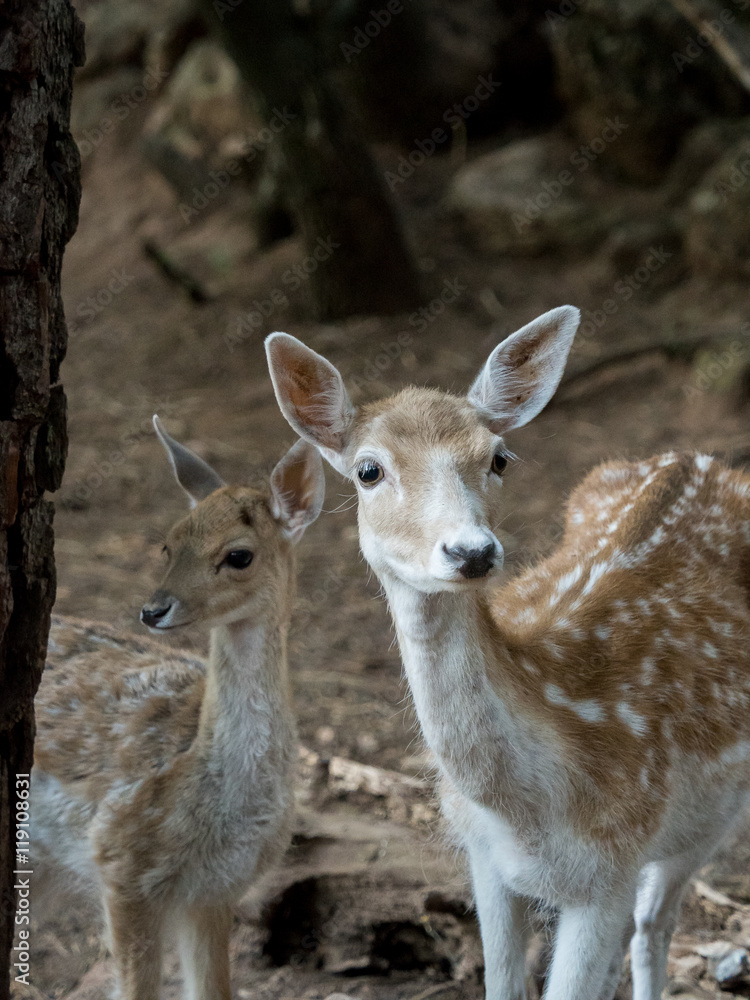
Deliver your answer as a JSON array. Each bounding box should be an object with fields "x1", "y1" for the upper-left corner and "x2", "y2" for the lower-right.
[
  {"x1": 0, "y1": 1, "x2": 83, "y2": 993},
  {"x1": 203, "y1": 0, "x2": 423, "y2": 320}
]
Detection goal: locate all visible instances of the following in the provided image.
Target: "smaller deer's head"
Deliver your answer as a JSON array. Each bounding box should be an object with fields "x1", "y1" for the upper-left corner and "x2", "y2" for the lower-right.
[
  {"x1": 265, "y1": 306, "x2": 579, "y2": 594},
  {"x1": 141, "y1": 418, "x2": 325, "y2": 632}
]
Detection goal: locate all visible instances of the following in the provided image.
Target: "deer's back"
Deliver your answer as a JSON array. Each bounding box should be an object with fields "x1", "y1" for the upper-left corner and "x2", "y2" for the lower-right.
[
  {"x1": 36, "y1": 616, "x2": 206, "y2": 798},
  {"x1": 484, "y1": 453, "x2": 750, "y2": 852}
]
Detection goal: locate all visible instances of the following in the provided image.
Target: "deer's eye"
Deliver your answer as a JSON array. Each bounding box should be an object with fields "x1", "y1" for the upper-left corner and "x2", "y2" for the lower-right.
[
  {"x1": 491, "y1": 454, "x2": 508, "y2": 477},
  {"x1": 357, "y1": 462, "x2": 384, "y2": 487},
  {"x1": 224, "y1": 550, "x2": 253, "y2": 569}
]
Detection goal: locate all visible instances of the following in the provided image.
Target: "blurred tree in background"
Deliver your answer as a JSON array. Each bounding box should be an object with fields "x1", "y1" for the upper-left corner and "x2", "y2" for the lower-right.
[{"x1": 201, "y1": 0, "x2": 425, "y2": 320}]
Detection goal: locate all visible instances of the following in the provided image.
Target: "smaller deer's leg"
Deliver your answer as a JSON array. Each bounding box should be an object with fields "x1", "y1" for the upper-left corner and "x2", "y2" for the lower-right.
[
  {"x1": 596, "y1": 916, "x2": 635, "y2": 1000},
  {"x1": 543, "y1": 895, "x2": 635, "y2": 1000},
  {"x1": 630, "y1": 858, "x2": 695, "y2": 1000},
  {"x1": 104, "y1": 892, "x2": 163, "y2": 1000},
  {"x1": 177, "y1": 903, "x2": 233, "y2": 1000},
  {"x1": 468, "y1": 844, "x2": 531, "y2": 1000}
]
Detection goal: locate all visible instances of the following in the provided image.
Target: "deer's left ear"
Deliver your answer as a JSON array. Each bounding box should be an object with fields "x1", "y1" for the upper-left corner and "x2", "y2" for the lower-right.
[
  {"x1": 153, "y1": 416, "x2": 225, "y2": 507},
  {"x1": 270, "y1": 438, "x2": 326, "y2": 543},
  {"x1": 468, "y1": 305, "x2": 580, "y2": 434}
]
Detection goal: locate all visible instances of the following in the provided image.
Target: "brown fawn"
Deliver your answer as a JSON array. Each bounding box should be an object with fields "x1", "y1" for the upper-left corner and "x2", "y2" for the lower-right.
[
  {"x1": 31, "y1": 418, "x2": 324, "y2": 1000},
  {"x1": 265, "y1": 307, "x2": 750, "y2": 1000}
]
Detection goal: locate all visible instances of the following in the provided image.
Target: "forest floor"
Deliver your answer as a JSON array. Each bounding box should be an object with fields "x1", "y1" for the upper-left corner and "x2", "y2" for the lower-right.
[{"x1": 14, "y1": 94, "x2": 750, "y2": 1000}]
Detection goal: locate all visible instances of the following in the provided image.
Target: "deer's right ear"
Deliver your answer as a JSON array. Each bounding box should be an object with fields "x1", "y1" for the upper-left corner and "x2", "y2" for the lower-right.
[
  {"x1": 265, "y1": 333, "x2": 354, "y2": 474},
  {"x1": 270, "y1": 439, "x2": 326, "y2": 543},
  {"x1": 467, "y1": 305, "x2": 580, "y2": 434},
  {"x1": 153, "y1": 416, "x2": 225, "y2": 508}
]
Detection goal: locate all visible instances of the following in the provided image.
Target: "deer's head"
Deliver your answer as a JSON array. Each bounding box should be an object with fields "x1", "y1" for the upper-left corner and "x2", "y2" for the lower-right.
[
  {"x1": 141, "y1": 418, "x2": 325, "y2": 631},
  {"x1": 265, "y1": 306, "x2": 579, "y2": 594}
]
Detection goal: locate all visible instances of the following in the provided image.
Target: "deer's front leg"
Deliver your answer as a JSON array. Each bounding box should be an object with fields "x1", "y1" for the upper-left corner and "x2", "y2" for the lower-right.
[
  {"x1": 597, "y1": 916, "x2": 635, "y2": 1000},
  {"x1": 543, "y1": 895, "x2": 635, "y2": 1000},
  {"x1": 630, "y1": 856, "x2": 697, "y2": 1000},
  {"x1": 177, "y1": 903, "x2": 233, "y2": 1000},
  {"x1": 104, "y1": 892, "x2": 163, "y2": 1000},
  {"x1": 467, "y1": 842, "x2": 531, "y2": 1000}
]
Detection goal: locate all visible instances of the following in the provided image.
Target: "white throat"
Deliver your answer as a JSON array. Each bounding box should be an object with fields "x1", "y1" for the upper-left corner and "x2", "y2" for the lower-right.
[
  {"x1": 379, "y1": 572, "x2": 500, "y2": 793},
  {"x1": 378, "y1": 569, "x2": 562, "y2": 814},
  {"x1": 200, "y1": 619, "x2": 296, "y2": 786}
]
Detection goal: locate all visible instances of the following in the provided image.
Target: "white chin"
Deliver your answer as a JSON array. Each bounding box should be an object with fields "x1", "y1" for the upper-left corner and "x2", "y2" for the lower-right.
[
  {"x1": 144, "y1": 621, "x2": 188, "y2": 634},
  {"x1": 426, "y1": 576, "x2": 493, "y2": 592},
  {"x1": 380, "y1": 564, "x2": 476, "y2": 594}
]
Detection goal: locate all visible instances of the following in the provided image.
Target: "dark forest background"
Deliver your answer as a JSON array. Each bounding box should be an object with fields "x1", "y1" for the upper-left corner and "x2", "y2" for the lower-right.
[{"x1": 5, "y1": 0, "x2": 750, "y2": 996}]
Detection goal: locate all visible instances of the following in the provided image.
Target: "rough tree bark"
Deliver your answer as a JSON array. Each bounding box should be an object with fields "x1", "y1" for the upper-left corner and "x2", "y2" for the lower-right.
[
  {"x1": 0, "y1": 1, "x2": 83, "y2": 993},
  {"x1": 203, "y1": 0, "x2": 423, "y2": 321}
]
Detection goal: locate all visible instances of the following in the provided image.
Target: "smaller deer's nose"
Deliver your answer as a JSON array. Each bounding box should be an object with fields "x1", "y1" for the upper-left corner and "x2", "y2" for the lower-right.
[
  {"x1": 442, "y1": 542, "x2": 498, "y2": 579},
  {"x1": 140, "y1": 600, "x2": 174, "y2": 629}
]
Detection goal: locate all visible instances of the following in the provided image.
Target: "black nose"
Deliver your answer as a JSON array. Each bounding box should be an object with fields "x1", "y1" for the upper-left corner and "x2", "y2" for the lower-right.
[
  {"x1": 140, "y1": 602, "x2": 173, "y2": 628},
  {"x1": 443, "y1": 542, "x2": 496, "y2": 579}
]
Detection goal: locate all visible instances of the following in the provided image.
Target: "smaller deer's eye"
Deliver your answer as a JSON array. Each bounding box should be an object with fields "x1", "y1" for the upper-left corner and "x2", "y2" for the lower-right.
[
  {"x1": 162, "y1": 545, "x2": 169, "y2": 557},
  {"x1": 357, "y1": 462, "x2": 384, "y2": 487},
  {"x1": 224, "y1": 550, "x2": 253, "y2": 569},
  {"x1": 491, "y1": 454, "x2": 508, "y2": 477}
]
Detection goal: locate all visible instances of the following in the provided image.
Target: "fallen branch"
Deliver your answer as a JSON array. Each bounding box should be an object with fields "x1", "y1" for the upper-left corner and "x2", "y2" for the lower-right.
[
  {"x1": 408, "y1": 983, "x2": 462, "y2": 1000},
  {"x1": 693, "y1": 878, "x2": 750, "y2": 912},
  {"x1": 143, "y1": 239, "x2": 211, "y2": 304}
]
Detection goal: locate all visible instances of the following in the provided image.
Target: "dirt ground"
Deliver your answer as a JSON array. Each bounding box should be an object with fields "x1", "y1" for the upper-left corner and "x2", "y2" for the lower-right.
[{"x1": 15, "y1": 90, "x2": 750, "y2": 999}]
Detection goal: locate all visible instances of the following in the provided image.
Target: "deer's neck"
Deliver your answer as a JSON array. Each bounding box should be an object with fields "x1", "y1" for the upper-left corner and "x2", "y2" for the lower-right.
[
  {"x1": 196, "y1": 619, "x2": 296, "y2": 789},
  {"x1": 382, "y1": 574, "x2": 559, "y2": 809}
]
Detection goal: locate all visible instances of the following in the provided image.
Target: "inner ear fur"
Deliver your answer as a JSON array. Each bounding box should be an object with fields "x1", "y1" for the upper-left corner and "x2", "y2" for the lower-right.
[
  {"x1": 468, "y1": 305, "x2": 580, "y2": 434},
  {"x1": 270, "y1": 438, "x2": 326, "y2": 543},
  {"x1": 265, "y1": 333, "x2": 355, "y2": 455}
]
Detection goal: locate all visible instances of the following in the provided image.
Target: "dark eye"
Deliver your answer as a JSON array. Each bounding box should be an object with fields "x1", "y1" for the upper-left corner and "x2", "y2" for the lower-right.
[
  {"x1": 491, "y1": 454, "x2": 508, "y2": 476},
  {"x1": 357, "y1": 462, "x2": 384, "y2": 487},
  {"x1": 224, "y1": 550, "x2": 253, "y2": 569}
]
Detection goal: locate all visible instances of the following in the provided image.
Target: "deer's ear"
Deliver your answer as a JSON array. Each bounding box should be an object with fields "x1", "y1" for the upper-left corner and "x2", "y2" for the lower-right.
[
  {"x1": 265, "y1": 333, "x2": 354, "y2": 474},
  {"x1": 270, "y1": 438, "x2": 326, "y2": 543},
  {"x1": 468, "y1": 306, "x2": 580, "y2": 433},
  {"x1": 153, "y1": 416, "x2": 225, "y2": 507}
]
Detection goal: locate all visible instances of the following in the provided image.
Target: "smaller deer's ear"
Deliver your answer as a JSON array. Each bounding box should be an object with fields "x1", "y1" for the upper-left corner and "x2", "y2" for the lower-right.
[
  {"x1": 270, "y1": 438, "x2": 326, "y2": 543},
  {"x1": 153, "y1": 416, "x2": 225, "y2": 508},
  {"x1": 265, "y1": 332, "x2": 354, "y2": 474},
  {"x1": 468, "y1": 305, "x2": 580, "y2": 434}
]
